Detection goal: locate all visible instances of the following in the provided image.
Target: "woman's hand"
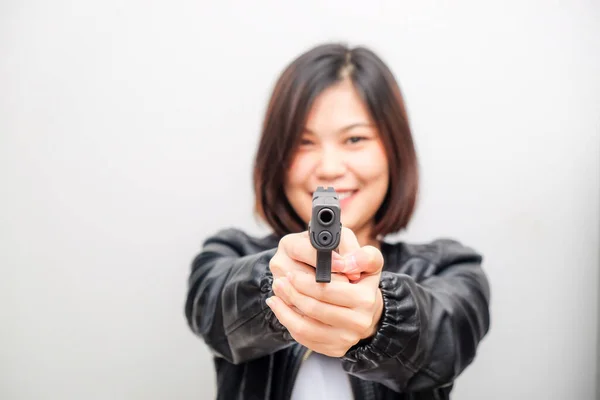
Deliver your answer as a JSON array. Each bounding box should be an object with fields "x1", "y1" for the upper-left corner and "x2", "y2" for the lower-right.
[
  {"x1": 269, "y1": 230, "x2": 361, "y2": 287},
  {"x1": 267, "y1": 228, "x2": 385, "y2": 357},
  {"x1": 269, "y1": 231, "x2": 351, "y2": 315}
]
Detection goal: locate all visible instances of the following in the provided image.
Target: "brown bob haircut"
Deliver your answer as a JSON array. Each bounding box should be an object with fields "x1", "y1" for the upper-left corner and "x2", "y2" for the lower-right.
[{"x1": 253, "y1": 43, "x2": 419, "y2": 239}]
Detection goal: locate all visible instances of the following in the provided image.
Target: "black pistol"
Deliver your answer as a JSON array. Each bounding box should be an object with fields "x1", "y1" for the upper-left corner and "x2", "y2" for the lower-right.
[{"x1": 308, "y1": 186, "x2": 342, "y2": 283}]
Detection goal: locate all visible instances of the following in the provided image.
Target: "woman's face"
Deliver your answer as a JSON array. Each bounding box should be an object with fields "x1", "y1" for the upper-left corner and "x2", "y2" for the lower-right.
[{"x1": 284, "y1": 78, "x2": 389, "y2": 244}]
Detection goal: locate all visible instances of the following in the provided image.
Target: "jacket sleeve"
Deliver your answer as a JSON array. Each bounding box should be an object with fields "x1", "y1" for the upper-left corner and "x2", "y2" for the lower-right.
[
  {"x1": 184, "y1": 229, "x2": 293, "y2": 365},
  {"x1": 341, "y1": 239, "x2": 491, "y2": 393}
]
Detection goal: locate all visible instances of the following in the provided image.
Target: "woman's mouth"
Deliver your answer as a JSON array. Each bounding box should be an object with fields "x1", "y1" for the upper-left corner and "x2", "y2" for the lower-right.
[
  {"x1": 310, "y1": 190, "x2": 357, "y2": 200},
  {"x1": 336, "y1": 190, "x2": 358, "y2": 210},
  {"x1": 337, "y1": 190, "x2": 356, "y2": 200}
]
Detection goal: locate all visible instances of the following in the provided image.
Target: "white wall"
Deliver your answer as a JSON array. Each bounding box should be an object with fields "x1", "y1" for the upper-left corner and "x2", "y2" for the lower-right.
[{"x1": 1, "y1": 1, "x2": 598, "y2": 399}]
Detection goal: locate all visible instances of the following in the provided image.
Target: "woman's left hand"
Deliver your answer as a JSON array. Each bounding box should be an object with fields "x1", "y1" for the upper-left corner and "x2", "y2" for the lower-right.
[{"x1": 266, "y1": 230, "x2": 385, "y2": 357}]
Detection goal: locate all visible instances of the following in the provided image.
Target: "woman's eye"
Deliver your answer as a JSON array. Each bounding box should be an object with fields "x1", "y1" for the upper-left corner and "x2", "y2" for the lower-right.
[
  {"x1": 346, "y1": 136, "x2": 366, "y2": 144},
  {"x1": 300, "y1": 138, "x2": 314, "y2": 146}
]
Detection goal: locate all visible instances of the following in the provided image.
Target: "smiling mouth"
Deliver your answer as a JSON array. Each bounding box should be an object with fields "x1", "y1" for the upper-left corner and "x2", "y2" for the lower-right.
[
  {"x1": 337, "y1": 191, "x2": 357, "y2": 200},
  {"x1": 311, "y1": 190, "x2": 357, "y2": 200}
]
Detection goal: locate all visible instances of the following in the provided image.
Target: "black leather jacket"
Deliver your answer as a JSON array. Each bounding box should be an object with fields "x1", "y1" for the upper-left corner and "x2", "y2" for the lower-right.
[{"x1": 185, "y1": 228, "x2": 491, "y2": 399}]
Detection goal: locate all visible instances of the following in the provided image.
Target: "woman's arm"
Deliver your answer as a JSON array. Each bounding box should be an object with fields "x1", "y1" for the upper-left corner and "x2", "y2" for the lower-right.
[
  {"x1": 341, "y1": 239, "x2": 491, "y2": 392},
  {"x1": 184, "y1": 229, "x2": 293, "y2": 364}
]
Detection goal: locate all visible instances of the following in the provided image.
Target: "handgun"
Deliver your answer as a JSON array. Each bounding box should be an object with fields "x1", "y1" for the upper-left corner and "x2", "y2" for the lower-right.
[{"x1": 308, "y1": 186, "x2": 342, "y2": 283}]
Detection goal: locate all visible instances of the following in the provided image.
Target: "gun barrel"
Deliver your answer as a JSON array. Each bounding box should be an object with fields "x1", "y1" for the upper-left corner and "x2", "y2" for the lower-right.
[{"x1": 308, "y1": 186, "x2": 342, "y2": 283}]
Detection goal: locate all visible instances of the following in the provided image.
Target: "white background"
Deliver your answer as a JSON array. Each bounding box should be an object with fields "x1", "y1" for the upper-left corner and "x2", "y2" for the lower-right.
[{"x1": 1, "y1": 1, "x2": 599, "y2": 399}]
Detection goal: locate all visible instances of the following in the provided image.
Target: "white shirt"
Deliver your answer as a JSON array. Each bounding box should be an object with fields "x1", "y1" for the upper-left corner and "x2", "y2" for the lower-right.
[{"x1": 290, "y1": 351, "x2": 354, "y2": 400}]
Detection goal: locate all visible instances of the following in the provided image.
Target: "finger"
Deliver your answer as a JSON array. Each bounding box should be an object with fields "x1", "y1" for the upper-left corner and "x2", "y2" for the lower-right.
[
  {"x1": 331, "y1": 257, "x2": 363, "y2": 279},
  {"x1": 280, "y1": 232, "x2": 319, "y2": 267},
  {"x1": 272, "y1": 282, "x2": 306, "y2": 316},
  {"x1": 343, "y1": 245, "x2": 384, "y2": 275},
  {"x1": 289, "y1": 271, "x2": 365, "y2": 308},
  {"x1": 337, "y1": 226, "x2": 361, "y2": 256},
  {"x1": 280, "y1": 231, "x2": 359, "y2": 282},
  {"x1": 331, "y1": 227, "x2": 361, "y2": 274},
  {"x1": 266, "y1": 295, "x2": 361, "y2": 358},
  {"x1": 298, "y1": 341, "x2": 349, "y2": 358},
  {"x1": 277, "y1": 276, "x2": 371, "y2": 333},
  {"x1": 266, "y1": 295, "x2": 332, "y2": 344},
  {"x1": 282, "y1": 233, "x2": 352, "y2": 280},
  {"x1": 273, "y1": 275, "x2": 306, "y2": 307},
  {"x1": 272, "y1": 275, "x2": 318, "y2": 313},
  {"x1": 270, "y1": 250, "x2": 315, "y2": 279},
  {"x1": 272, "y1": 277, "x2": 293, "y2": 305},
  {"x1": 267, "y1": 304, "x2": 350, "y2": 357},
  {"x1": 347, "y1": 272, "x2": 362, "y2": 281},
  {"x1": 331, "y1": 271, "x2": 350, "y2": 283},
  {"x1": 331, "y1": 255, "x2": 346, "y2": 275}
]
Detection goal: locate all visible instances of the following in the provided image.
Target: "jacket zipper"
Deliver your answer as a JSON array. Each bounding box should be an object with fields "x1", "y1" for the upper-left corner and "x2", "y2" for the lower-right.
[{"x1": 301, "y1": 348, "x2": 312, "y2": 362}]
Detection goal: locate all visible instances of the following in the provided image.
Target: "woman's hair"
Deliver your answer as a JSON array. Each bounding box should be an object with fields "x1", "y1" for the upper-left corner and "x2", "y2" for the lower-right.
[{"x1": 252, "y1": 43, "x2": 419, "y2": 238}]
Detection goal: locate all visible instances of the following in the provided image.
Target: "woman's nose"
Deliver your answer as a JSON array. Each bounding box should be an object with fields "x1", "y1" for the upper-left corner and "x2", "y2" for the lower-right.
[{"x1": 315, "y1": 146, "x2": 346, "y2": 180}]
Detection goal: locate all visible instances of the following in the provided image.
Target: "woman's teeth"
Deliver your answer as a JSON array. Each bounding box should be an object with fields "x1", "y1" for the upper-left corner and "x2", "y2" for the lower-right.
[{"x1": 337, "y1": 191, "x2": 355, "y2": 200}]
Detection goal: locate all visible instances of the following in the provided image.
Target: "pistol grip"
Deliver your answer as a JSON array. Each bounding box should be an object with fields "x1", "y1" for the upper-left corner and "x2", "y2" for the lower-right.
[{"x1": 316, "y1": 250, "x2": 331, "y2": 283}]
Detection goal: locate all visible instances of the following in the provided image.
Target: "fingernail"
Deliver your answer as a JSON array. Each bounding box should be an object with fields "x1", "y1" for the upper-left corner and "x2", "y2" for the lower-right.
[
  {"x1": 344, "y1": 254, "x2": 358, "y2": 273},
  {"x1": 266, "y1": 297, "x2": 273, "y2": 307},
  {"x1": 279, "y1": 278, "x2": 291, "y2": 296},
  {"x1": 332, "y1": 259, "x2": 345, "y2": 271}
]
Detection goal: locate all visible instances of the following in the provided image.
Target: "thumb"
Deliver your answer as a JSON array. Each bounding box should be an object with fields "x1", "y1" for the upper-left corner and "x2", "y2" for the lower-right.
[
  {"x1": 331, "y1": 227, "x2": 360, "y2": 275},
  {"x1": 338, "y1": 226, "x2": 361, "y2": 255},
  {"x1": 331, "y1": 251, "x2": 361, "y2": 280},
  {"x1": 341, "y1": 246, "x2": 384, "y2": 275}
]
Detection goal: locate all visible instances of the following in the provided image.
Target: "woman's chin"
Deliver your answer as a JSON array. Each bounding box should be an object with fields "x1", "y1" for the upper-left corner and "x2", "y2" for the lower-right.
[{"x1": 339, "y1": 216, "x2": 355, "y2": 231}]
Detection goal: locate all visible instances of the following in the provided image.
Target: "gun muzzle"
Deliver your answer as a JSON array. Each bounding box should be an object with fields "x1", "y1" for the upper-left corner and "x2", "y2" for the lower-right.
[{"x1": 308, "y1": 186, "x2": 342, "y2": 283}]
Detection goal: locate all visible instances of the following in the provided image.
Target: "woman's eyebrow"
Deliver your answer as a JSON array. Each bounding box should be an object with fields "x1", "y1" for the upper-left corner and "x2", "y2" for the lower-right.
[
  {"x1": 337, "y1": 122, "x2": 373, "y2": 133},
  {"x1": 303, "y1": 122, "x2": 374, "y2": 135}
]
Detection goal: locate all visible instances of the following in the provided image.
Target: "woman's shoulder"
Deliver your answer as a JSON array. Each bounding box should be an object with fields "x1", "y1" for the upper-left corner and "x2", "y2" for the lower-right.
[
  {"x1": 201, "y1": 227, "x2": 280, "y2": 256},
  {"x1": 381, "y1": 236, "x2": 483, "y2": 268}
]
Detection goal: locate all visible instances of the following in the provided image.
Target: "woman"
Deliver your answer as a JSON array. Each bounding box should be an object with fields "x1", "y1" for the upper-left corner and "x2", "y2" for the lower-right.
[{"x1": 185, "y1": 43, "x2": 491, "y2": 400}]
